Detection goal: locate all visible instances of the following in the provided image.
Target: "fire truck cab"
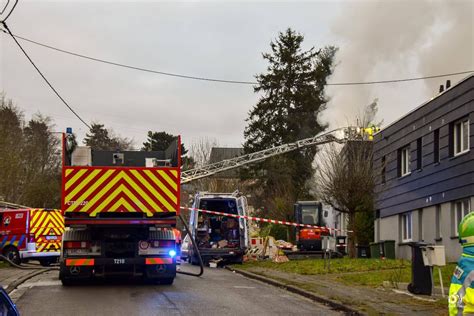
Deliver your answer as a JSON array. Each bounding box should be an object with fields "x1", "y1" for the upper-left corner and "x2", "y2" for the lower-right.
[{"x1": 0, "y1": 208, "x2": 64, "y2": 266}]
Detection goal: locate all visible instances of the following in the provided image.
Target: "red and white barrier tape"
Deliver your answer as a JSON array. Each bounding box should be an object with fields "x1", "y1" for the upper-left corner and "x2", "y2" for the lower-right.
[{"x1": 180, "y1": 206, "x2": 352, "y2": 233}]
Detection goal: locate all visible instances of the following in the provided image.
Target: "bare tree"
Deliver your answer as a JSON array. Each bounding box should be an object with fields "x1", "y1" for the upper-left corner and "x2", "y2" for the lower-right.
[
  {"x1": 189, "y1": 137, "x2": 219, "y2": 169},
  {"x1": 315, "y1": 100, "x2": 379, "y2": 257}
]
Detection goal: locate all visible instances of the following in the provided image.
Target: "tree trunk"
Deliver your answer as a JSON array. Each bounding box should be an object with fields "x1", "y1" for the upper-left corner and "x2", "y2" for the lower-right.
[{"x1": 348, "y1": 211, "x2": 357, "y2": 258}]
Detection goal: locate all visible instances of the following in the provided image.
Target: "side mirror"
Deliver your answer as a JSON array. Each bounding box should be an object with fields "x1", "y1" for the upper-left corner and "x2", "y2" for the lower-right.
[
  {"x1": 0, "y1": 287, "x2": 19, "y2": 316},
  {"x1": 324, "y1": 211, "x2": 329, "y2": 218}
]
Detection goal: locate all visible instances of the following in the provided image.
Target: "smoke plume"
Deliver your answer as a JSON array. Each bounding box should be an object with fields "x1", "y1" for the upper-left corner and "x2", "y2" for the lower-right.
[{"x1": 324, "y1": 0, "x2": 474, "y2": 128}]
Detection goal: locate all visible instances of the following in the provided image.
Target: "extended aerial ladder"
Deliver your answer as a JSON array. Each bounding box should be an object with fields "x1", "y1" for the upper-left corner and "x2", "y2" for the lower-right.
[{"x1": 181, "y1": 126, "x2": 376, "y2": 184}]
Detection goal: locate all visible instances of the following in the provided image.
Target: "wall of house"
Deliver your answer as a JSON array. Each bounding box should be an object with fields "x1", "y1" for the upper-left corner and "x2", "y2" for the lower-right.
[
  {"x1": 377, "y1": 198, "x2": 474, "y2": 262},
  {"x1": 373, "y1": 75, "x2": 473, "y2": 262}
]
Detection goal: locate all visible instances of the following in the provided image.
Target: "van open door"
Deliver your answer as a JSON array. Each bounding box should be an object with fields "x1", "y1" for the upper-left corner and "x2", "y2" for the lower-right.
[{"x1": 237, "y1": 196, "x2": 249, "y2": 249}]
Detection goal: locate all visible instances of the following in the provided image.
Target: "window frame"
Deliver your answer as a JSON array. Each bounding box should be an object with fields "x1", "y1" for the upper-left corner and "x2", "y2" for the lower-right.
[
  {"x1": 416, "y1": 138, "x2": 422, "y2": 170},
  {"x1": 401, "y1": 212, "x2": 413, "y2": 242},
  {"x1": 381, "y1": 156, "x2": 386, "y2": 184},
  {"x1": 453, "y1": 118, "x2": 470, "y2": 156},
  {"x1": 454, "y1": 199, "x2": 471, "y2": 236},
  {"x1": 435, "y1": 204, "x2": 442, "y2": 240},
  {"x1": 399, "y1": 146, "x2": 411, "y2": 177},
  {"x1": 433, "y1": 129, "x2": 440, "y2": 163}
]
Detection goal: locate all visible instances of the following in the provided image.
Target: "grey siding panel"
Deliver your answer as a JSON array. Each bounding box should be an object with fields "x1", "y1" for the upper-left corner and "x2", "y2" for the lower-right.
[
  {"x1": 378, "y1": 172, "x2": 473, "y2": 209},
  {"x1": 380, "y1": 184, "x2": 474, "y2": 217},
  {"x1": 374, "y1": 75, "x2": 474, "y2": 218},
  {"x1": 376, "y1": 152, "x2": 473, "y2": 194}
]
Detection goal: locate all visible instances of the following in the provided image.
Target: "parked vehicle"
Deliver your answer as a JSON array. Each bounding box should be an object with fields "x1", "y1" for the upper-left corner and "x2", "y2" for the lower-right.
[
  {"x1": 0, "y1": 286, "x2": 19, "y2": 316},
  {"x1": 188, "y1": 192, "x2": 248, "y2": 265},
  {"x1": 0, "y1": 208, "x2": 64, "y2": 266},
  {"x1": 294, "y1": 201, "x2": 330, "y2": 251},
  {"x1": 180, "y1": 234, "x2": 191, "y2": 262},
  {"x1": 59, "y1": 130, "x2": 181, "y2": 285}
]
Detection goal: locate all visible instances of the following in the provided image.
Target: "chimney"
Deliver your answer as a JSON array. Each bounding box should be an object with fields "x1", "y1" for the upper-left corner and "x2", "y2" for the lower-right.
[
  {"x1": 446, "y1": 80, "x2": 451, "y2": 89},
  {"x1": 439, "y1": 85, "x2": 444, "y2": 93}
]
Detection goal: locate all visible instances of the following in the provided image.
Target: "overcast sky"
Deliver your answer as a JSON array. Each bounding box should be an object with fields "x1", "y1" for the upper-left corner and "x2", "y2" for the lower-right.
[{"x1": 1, "y1": 0, "x2": 473, "y2": 149}]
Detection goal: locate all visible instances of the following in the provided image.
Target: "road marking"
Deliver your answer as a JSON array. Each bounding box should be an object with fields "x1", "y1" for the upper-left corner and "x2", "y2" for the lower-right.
[{"x1": 233, "y1": 286, "x2": 256, "y2": 289}]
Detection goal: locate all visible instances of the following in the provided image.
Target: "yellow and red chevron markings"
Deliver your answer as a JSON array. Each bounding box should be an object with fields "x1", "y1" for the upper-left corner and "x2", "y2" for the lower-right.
[
  {"x1": 145, "y1": 258, "x2": 173, "y2": 265},
  {"x1": 30, "y1": 209, "x2": 64, "y2": 252},
  {"x1": 62, "y1": 167, "x2": 179, "y2": 216},
  {"x1": 66, "y1": 258, "x2": 95, "y2": 266}
]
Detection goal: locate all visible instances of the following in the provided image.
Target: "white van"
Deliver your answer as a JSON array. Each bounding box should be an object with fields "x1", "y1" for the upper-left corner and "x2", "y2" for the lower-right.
[{"x1": 187, "y1": 191, "x2": 249, "y2": 264}]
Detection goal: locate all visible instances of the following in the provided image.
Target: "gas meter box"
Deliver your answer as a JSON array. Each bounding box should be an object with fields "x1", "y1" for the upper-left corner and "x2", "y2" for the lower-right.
[{"x1": 421, "y1": 245, "x2": 446, "y2": 267}]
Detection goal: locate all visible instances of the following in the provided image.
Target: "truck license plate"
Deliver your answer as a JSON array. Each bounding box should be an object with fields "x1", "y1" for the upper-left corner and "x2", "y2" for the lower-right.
[
  {"x1": 45, "y1": 235, "x2": 57, "y2": 240},
  {"x1": 114, "y1": 258, "x2": 125, "y2": 264}
]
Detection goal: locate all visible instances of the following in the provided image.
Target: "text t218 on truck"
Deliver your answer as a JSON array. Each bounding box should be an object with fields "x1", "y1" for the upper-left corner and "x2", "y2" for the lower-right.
[
  {"x1": 0, "y1": 208, "x2": 64, "y2": 266},
  {"x1": 59, "y1": 130, "x2": 181, "y2": 285}
]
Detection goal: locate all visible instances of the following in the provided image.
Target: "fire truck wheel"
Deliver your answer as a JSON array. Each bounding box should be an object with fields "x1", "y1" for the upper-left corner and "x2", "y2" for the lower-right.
[
  {"x1": 3, "y1": 247, "x2": 21, "y2": 266},
  {"x1": 160, "y1": 278, "x2": 174, "y2": 285},
  {"x1": 60, "y1": 278, "x2": 76, "y2": 286}
]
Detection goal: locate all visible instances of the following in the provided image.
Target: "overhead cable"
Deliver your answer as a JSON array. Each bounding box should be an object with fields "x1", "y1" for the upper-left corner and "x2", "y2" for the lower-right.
[
  {"x1": 0, "y1": 0, "x2": 17, "y2": 22},
  {"x1": 1, "y1": 29, "x2": 472, "y2": 86},
  {"x1": 1, "y1": 22, "x2": 91, "y2": 129}
]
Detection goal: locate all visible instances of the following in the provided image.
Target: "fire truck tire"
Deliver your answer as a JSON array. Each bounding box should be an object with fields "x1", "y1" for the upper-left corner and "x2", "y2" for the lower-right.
[
  {"x1": 3, "y1": 247, "x2": 21, "y2": 266},
  {"x1": 60, "y1": 278, "x2": 76, "y2": 286},
  {"x1": 160, "y1": 278, "x2": 174, "y2": 285}
]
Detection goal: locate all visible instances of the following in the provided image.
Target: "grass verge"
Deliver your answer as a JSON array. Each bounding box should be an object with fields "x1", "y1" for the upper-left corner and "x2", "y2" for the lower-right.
[{"x1": 239, "y1": 258, "x2": 456, "y2": 288}]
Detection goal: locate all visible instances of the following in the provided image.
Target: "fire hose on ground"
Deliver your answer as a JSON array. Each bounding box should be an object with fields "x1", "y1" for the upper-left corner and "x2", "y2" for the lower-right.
[
  {"x1": 176, "y1": 214, "x2": 204, "y2": 277},
  {"x1": 0, "y1": 254, "x2": 58, "y2": 270}
]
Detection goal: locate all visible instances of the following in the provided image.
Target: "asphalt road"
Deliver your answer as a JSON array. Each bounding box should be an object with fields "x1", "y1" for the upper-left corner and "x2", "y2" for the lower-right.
[{"x1": 12, "y1": 264, "x2": 341, "y2": 316}]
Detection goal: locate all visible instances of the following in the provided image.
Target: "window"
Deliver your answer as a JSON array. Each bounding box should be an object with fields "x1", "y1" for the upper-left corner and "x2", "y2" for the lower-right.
[
  {"x1": 402, "y1": 212, "x2": 412, "y2": 242},
  {"x1": 381, "y1": 156, "x2": 386, "y2": 183},
  {"x1": 398, "y1": 146, "x2": 411, "y2": 177},
  {"x1": 418, "y1": 209, "x2": 423, "y2": 241},
  {"x1": 433, "y1": 129, "x2": 440, "y2": 163},
  {"x1": 435, "y1": 205, "x2": 442, "y2": 239},
  {"x1": 454, "y1": 199, "x2": 471, "y2": 236},
  {"x1": 416, "y1": 138, "x2": 422, "y2": 170},
  {"x1": 453, "y1": 118, "x2": 470, "y2": 156}
]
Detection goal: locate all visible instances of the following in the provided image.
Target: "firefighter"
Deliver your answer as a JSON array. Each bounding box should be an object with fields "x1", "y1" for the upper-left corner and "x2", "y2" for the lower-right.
[{"x1": 449, "y1": 212, "x2": 474, "y2": 315}]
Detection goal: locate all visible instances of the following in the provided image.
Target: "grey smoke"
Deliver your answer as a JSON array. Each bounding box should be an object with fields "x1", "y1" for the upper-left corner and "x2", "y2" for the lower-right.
[{"x1": 324, "y1": 0, "x2": 474, "y2": 128}]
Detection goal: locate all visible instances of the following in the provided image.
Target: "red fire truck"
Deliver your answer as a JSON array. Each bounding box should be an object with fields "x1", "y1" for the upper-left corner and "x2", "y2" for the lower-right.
[
  {"x1": 59, "y1": 130, "x2": 181, "y2": 285},
  {"x1": 0, "y1": 208, "x2": 64, "y2": 266}
]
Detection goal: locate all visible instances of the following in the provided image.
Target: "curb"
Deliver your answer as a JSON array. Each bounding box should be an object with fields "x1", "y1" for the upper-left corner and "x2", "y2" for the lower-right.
[
  {"x1": 6, "y1": 269, "x2": 51, "y2": 294},
  {"x1": 226, "y1": 266, "x2": 361, "y2": 315}
]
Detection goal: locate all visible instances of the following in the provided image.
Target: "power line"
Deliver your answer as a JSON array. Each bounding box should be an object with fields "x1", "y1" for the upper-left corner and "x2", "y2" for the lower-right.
[
  {"x1": 1, "y1": 22, "x2": 91, "y2": 129},
  {"x1": 1, "y1": 29, "x2": 472, "y2": 86},
  {"x1": 1, "y1": 29, "x2": 255, "y2": 85},
  {"x1": 0, "y1": 0, "x2": 17, "y2": 22},
  {"x1": 327, "y1": 71, "x2": 474, "y2": 85}
]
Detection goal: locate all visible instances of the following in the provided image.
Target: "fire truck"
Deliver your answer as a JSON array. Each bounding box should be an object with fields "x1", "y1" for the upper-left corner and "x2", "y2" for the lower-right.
[
  {"x1": 59, "y1": 131, "x2": 181, "y2": 285},
  {"x1": 0, "y1": 208, "x2": 64, "y2": 266}
]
